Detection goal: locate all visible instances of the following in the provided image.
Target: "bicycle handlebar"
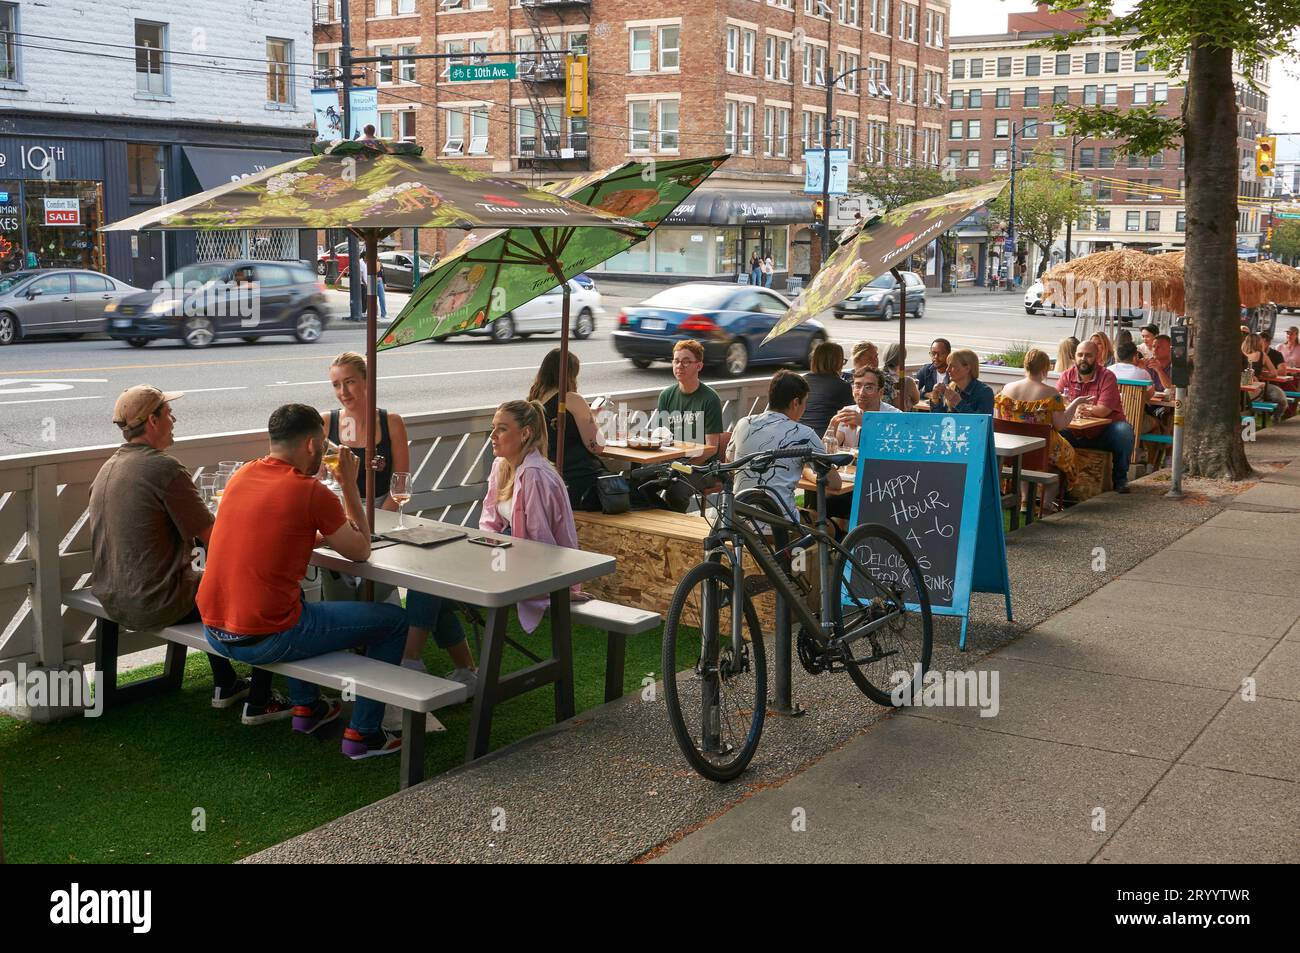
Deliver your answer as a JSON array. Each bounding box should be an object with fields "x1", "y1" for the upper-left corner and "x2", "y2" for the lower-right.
[{"x1": 627, "y1": 446, "x2": 852, "y2": 485}]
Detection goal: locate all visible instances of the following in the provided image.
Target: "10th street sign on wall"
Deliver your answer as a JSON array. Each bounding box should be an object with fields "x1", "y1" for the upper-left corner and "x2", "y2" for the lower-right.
[{"x1": 449, "y1": 62, "x2": 517, "y2": 81}]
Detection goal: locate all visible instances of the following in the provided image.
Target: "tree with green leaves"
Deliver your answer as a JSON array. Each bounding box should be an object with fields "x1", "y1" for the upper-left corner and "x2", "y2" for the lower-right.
[
  {"x1": 986, "y1": 158, "x2": 1097, "y2": 278},
  {"x1": 1271, "y1": 219, "x2": 1300, "y2": 266},
  {"x1": 1043, "y1": 0, "x2": 1300, "y2": 480}
]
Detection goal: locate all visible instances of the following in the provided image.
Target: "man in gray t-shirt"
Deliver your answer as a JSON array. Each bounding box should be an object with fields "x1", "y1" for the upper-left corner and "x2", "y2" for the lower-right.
[{"x1": 729, "y1": 370, "x2": 841, "y2": 521}]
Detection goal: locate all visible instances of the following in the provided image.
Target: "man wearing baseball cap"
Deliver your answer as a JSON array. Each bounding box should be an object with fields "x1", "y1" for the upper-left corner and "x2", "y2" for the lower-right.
[{"x1": 88, "y1": 385, "x2": 283, "y2": 720}]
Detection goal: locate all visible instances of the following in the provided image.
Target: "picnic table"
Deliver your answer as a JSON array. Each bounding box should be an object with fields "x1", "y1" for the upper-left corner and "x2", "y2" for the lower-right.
[
  {"x1": 599, "y1": 440, "x2": 707, "y2": 466},
  {"x1": 311, "y1": 508, "x2": 615, "y2": 763},
  {"x1": 994, "y1": 432, "x2": 1047, "y2": 532}
]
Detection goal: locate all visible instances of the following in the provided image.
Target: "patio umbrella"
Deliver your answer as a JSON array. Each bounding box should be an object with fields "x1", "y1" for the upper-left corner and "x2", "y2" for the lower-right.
[
  {"x1": 102, "y1": 139, "x2": 645, "y2": 527},
  {"x1": 1041, "y1": 249, "x2": 1185, "y2": 336},
  {"x1": 377, "y1": 153, "x2": 729, "y2": 472},
  {"x1": 1154, "y1": 251, "x2": 1272, "y2": 312},
  {"x1": 762, "y1": 178, "x2": 1010, "y2": 408},
  {"x1": 1250, "y1": 260, "x2": 1300, "y2": 307}
]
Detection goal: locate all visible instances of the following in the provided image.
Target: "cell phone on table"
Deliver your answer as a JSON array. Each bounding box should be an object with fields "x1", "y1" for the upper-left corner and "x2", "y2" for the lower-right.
[{"x1": 467, "y1": 535, "x2": 510, "y2": 547}]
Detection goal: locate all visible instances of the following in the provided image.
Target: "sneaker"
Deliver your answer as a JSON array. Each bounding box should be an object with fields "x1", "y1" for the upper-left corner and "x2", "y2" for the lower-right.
[
  {"x1": 400, "y1": 657, "x2": 428, "y2": 674},
  {"x1": 241, "y1": 691, "x2": 294, "y2": 726},
  {"x1": 291, "y1": 697, "x2": 343, "y2": 735},
  {"x1": 1114, "y1": 483, "x2": 1131, "y2": 494},
  {"x1": 341, "y1": 726, "x2": 403, "y2": 760},
  {"x1": 445, "y1": 667, "x2": 478, "y2": 699},
  {"x1": 211, "y1": 678, "x2": 250, "y2": 710}
]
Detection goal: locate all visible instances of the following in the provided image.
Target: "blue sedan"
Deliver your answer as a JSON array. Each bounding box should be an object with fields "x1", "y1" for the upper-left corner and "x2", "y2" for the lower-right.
[{"x1": 612, "y1": 282, "x2": 827, "y2": 377}]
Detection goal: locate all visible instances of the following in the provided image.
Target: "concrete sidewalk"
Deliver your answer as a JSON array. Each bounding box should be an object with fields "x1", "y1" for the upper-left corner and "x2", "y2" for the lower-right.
[
  {"x1": 245, "y1": 427, "x2": 1300, "y2": 864},
  {"x1": 655, "y1": 470, "x2": 1300, "y2": 864}
]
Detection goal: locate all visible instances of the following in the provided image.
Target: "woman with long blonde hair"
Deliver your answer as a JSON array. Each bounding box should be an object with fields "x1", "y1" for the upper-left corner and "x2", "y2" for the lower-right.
[
  {"x1": 1088, "y1": 331, "x2": 1115, "y2": 368},
  {"x1": 479, "y1": 400, "x2": 587, "y2": 631},
  {"x1": 1055, "y1": 336, "x2": 1078, "y2": 374}
]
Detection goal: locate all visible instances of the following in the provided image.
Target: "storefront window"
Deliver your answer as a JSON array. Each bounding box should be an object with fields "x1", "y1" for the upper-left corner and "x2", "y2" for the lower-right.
[
  {"x1": 604, "y1": 235, "x2": 653, "y2": 273},
  {"x1": 765, "y1": 226, "x2": 788, "y2": 270},
  {"x1": 654, "y1": 229, "x2": 710, "y2": 275},
  {"x1": 717, "y1": 227, "x2": 741, "y2": 274},
  {"x1": 23, "y1": 180, "x2": 106, "y2": 272},
  {"x1": 956, "y1": 241, "x2": 980, "y2": 282},
  {"x1": 128, "y1": 144, "x2": 162, "y2": 200}
]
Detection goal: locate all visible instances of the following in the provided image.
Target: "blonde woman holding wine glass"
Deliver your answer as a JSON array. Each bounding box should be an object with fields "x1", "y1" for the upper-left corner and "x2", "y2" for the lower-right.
[{"x1": 319, "y1": 352, "x2": 477, "y2": 697}]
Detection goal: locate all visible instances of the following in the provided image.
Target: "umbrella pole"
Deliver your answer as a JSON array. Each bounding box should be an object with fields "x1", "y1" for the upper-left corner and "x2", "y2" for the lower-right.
[
  {"x1": 363, "y1": 231, "x2": 379, "y2": 533},
  {"x1": 891, "y1": 267, "x2": 908, "y2": 410}
]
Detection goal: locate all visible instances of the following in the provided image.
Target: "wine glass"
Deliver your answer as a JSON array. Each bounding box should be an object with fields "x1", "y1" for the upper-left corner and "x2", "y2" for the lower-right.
[{"x1": 390, "y1": 472, "x2": 411, "y2": 529}]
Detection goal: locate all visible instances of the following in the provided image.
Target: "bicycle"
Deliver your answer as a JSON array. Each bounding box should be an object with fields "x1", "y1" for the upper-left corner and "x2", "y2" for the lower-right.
[{"x1": 633, "y1": 446, "x2": 933, "y2": 782}]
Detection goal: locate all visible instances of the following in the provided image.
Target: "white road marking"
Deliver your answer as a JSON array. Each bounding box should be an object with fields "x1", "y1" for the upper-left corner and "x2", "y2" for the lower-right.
[
  {"x1": 179, "y1": 387, "x2": 249, "y2": 394},
  {"x1": 0, "y1": 395, "x2": 105, "y2": 406},
  {"x1": 265, "y1": 359, "x2": 625, "y2": 388},
  {"x1": 0, "y1": 377, "x2": 108, "y2": 396}
]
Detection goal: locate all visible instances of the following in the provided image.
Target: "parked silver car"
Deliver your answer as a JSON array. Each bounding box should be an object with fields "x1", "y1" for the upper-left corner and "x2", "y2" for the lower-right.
[{"x1": 0, "y1": 269, "x2": 143, "y2": 344}]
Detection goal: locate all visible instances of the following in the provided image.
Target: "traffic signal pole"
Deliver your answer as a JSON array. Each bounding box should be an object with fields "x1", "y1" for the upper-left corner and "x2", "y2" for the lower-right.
[{"x1": 341, "y1": 0, "x2": 362, "y2": 322}]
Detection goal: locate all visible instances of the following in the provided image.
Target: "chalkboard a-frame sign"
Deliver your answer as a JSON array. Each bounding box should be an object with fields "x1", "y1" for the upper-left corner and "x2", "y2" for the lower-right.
[{"x1": 847, "y1": 412, "x2": 1012, "y2": 649}]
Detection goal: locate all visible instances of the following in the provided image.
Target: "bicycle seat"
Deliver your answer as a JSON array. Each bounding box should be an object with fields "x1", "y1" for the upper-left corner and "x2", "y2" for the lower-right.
[{"x1": 810, "y1": 452, "x2": 855, "y2": 470}]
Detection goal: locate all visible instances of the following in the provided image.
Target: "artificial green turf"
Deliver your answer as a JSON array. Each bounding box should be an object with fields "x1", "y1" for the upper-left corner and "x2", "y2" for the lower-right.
[{"x1": 0, "y1": 616, "x2": 691, "y2": 864}]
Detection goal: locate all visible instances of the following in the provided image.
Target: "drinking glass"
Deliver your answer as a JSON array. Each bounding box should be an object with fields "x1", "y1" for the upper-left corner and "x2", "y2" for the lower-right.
[
  {"x1": 390, "y1": 472, "x2": 412, "y2": 529},
  {"x1": 197, "y1": 473, "x2": 218, "y2": 511},
  {"x1": 212, "y1": 471, "x2": 228, "y2": 511}
]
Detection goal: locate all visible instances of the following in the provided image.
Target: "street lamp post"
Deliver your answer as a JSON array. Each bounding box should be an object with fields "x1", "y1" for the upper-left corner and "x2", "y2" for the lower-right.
[
  {"x1": 1006, "y1": 122, "x2": 1018, "y2": 291},
  {"x1": 1063, "y1": 135, "x2": 1088, "y2": 263},
  {"x1": 816, "y1": 3, "x2": 874, "y2": 271}
]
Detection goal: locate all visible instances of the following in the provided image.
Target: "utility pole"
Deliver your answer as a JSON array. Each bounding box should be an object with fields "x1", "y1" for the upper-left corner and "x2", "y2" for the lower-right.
[{"x1": 340, "y1": 0, "x2": 362, "y2": 322}]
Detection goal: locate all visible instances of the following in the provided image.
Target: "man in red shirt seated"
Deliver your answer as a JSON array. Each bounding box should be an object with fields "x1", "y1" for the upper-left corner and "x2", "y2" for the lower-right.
[
  {"x1": 197, "y1": 403, "x2": 408, "y2": 760},
  {"x1": 1056, "y1": 338, "x2": 1135, "y2": 494}
]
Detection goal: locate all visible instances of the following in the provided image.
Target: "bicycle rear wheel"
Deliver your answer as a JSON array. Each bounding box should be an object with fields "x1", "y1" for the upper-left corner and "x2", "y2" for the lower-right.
[
  {"x1": 831, "y1": 523, "x2": 933, "y2": 706},
  {"x1": 662, "y1": 561, "x2": 767, "y2": 782}
]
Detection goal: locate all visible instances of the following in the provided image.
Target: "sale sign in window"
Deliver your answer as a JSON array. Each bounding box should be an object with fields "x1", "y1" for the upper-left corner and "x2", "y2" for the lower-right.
[{"x1": 44, "y1": 197, "x2": 81, "y2": 226}]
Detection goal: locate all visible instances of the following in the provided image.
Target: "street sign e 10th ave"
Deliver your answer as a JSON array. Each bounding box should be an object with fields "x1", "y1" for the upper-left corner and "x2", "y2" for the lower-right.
[{"x1": 449, "y1": 63, "x2": 517, "y2": 82}]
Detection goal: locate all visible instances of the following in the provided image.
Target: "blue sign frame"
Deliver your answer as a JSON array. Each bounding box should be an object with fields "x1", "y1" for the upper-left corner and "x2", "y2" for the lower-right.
[{"x1": 847, "y1": 412, "x2": 1012, "y2": 648}]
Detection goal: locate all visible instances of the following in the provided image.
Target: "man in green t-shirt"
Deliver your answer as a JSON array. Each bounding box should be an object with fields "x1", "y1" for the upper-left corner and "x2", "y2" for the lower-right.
[{"x1": 656, "y1": 339, "x2": 724, "y2": 461}]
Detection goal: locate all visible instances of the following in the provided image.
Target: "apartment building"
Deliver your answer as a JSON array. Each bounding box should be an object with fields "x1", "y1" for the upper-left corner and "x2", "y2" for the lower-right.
[
  {"x1": 944, "y1": 3, "x2": 1269, "y2": 284},
  {"x1": 314, "y1": 0, "x2": 950, "y2": 282},
  {"x1": 1, "y1": 0, "x2": 315, "y2": 287}
]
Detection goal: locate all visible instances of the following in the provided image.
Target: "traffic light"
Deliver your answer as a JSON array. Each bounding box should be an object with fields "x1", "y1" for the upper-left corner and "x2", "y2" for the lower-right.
[
  {"x1": 1263, "y1": 225, "x2": 1274, "y2": 252},
  {"x1": 1256, "y1": 136, "x2": 1277, "y2": 179},
  {"x1": 813, "y1": 199, "x2": 826, "y2": 222}
]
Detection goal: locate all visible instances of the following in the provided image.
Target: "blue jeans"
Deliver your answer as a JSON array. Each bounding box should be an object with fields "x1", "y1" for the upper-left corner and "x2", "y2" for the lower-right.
[
  {"x1": 405, "y1": 590, "x2": 467, "y2": 650},
  {"x1": 764, "y1": 272, "x2": 773, "y2": 288},
  {"x1": 204, "y1": 600, "x2": 407, "y2": 734},
  {"x1": 376, "y1": 278, "x2": 387, "y2": 319},
  {"x1": 1062, "y1": 420, "x2": 1135, "y2": 489}
]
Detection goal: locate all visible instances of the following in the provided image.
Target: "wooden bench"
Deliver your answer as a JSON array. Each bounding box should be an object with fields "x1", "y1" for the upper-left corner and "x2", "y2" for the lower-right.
[
  {"x1": 63, "y1": 588, "x2": 467, "y2": 789},
  {"x1": 570, "y1": 599, "x2": 661, "y2": 702},
  {"x1": 1001, "y1": 467, "x2": 1059, "y2": 524},
  {"x1": 573, "y1": 509, "x2": 786, "y2": 625}
]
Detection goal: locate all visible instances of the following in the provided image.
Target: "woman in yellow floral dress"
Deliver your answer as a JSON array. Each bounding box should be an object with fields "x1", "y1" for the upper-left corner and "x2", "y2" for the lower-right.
[{"x1": 994, "y1": 348, "x2": 1088, "y2": 504}]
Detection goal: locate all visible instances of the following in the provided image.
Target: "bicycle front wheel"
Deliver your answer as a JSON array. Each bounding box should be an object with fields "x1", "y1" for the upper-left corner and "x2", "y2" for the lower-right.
[
  {"x1": 832, "y1": 523, "x2": 933, "y2": 706},
  {"x1": 662, "y1": 561, "x2": 767, "y2": 783}
]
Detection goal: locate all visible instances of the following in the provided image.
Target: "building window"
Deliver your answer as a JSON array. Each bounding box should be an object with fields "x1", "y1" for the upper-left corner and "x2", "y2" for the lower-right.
[
  {"x1": 1052, "y1": 148, "x2": 1065, "y2": 169},
  {"x1": 1148, "y1": 177, "x2": 1163, "y2": 198},
  {"x1": 1133, "y1": 83, "x2": 1148, "y2": 104},
  {"x1": 968, "y1": 57, "x2": 983, "y2": 78},
  {"x1": 1085, "y1": 52, "x2": 1099, "y2": 73},
  {"x1": 1053, "y1": 85, "x2": 1068, "y2": 104},
  {"x1": 997, "y1": 56, "x2": 1011, "y2": 77},
  {"x1": 951, "y1": 89, "x2": 965, "y2": 109},
  {"x1": 659, "y1": 26, "x2": 680, "y2": 70},
  {"x1": 569, "y1": 116, "x2": 588, "y2": 155},
  {"x1": 765, "y1": 35, "x2": 791, "y2": 81},
  {"x1": 1025, "y1": 54, "x2": 1040, "y2": 77},
  {"x1": 127, "y1": 144, "x2": 161, "y2": 200},
  {"x1": 399, "y1": 45, "x2": 416, "y2": 83},
  {"x1": 726, "y1": 27, "x2": 740, "y2": 72},
  {"x1": 1149, "y1": 152, "x2": 1164, "y2": 169},
  {"x1": 1146, "y1": 211, "x2": 1161, "y2": 231},
  {"x1": 135, "y1": 21, "x2": 167, "y2": 94},
  {"x1": 949, "y1": 119, "x2": 963, "y2": 139},
  {"x1": 469, "y1": 110, "x2": 489, "y2": 154},
  {"x1": 837, "y1": 52, "x2": 860, "y2": 93},
  {"x1": 966, "y1": 149, "x2": 980, "y2": 168},
  {"x1": 1054, "y1": 53, "x2": 1070, "y2": 75},
  {"x1": 1083, "y1": 85, "x2": 1098, "y2": 106},
  {"x1": 993, "y1": 149, "x2": 1008, "y2": 169},
  {"x1": 871, "y1": 0, "x2": 889, "y2": 33},
  {"x1": 1077, "y1": 212, "x2": 1090, "y2": 231},
  {"x1": 967, "y1": 119, "x2": 981, "y2": 139},
  {"x1": 1096, "y1": 210, "x2": 1111, "y2": 229},
  {"x1": 630, "y1": 101, "x2": 652, "y2": 151},
  {"x1": 899, "y1": 3, "x2": 917, "y2": 41},
  {"x1": 843, "y1": 118, "x2": 858, "y2": 161},
  {"x1": 841, "y1": 0, "x2": 860, "y2": 27},
  {"x1": 935, "y1": 12, "x2": 944, "y2": 47},
  {"x1": 742, "y1": 30, "x2": 755, "y2": 74},
  {"x1": 629, "y1": 28, "x2": 652, "y2": 71},
  {"x1": 1079, "y1": 147, "x2": 1095, "y2": 168},
  {"x1": 802, "y1": 110, "x2": 825, "y2": 150},
  {"x1": 996, "y1": 87, "x2": 1010, "y2": 108},
  {"x1": 659, "y1": 100, "x2": 680, "y2": 151},
  {"x1": 1022, "y1": 118, "x2": 1039, "y2": 138},
  {"x1": 0, "y1": 3, "x2": 18, "y2": 83},
  {"x1": 1134, "y1": 49, "x2": 1149, "y2": 71},
  {"x1": 968, "y1": 88, "x2": 982, "y2": 108},
  {"x1": 443, "y1": 111, "x2": 464, "y2": 153},
  {"x1": 951, "y1": 58, "x2": 965, "y2": 79},
  {"x1": 1100, "y1": 147, "x2": 1115, "y2": 168},
  {"x1": 1176, "y1": 211, "x2": 1185, "y2": 231},
  {"x1": 764, "y1": 106, "x2": 790, "y2": 157},
  {"x1": 1154, "y1": 82, "x2": 1168, "y2": 102},
  {"x1": 267, "y1": 38, "x2": 292, "y2": 104},
  {"x1": 804, "y1": 44, "x2": 827, "y2": 86},
  {"x1": 994, "y1": 118, "x2": 1009, "y2": 138},
  {"x1": 1024, "y1": 86, "x2": 1039, "y2": 107},
  {"x1": 1105, "y1": 51, "x2": 1119, "y2": 72},
  {"x1": 1103, "y1": 84, "x2": 1117, "y2": 105}
]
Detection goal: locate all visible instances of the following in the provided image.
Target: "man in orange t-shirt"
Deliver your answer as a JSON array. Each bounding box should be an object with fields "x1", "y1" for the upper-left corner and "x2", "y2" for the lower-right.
[{"x1": 197, "y1": 404, "x2": 408, "y2": 760}]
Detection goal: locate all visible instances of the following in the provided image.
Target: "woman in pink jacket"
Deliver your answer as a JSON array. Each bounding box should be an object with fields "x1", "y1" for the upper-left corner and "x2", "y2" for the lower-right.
[{"x1": 480, "y1": 400, "x2": 586, "y2": 632}]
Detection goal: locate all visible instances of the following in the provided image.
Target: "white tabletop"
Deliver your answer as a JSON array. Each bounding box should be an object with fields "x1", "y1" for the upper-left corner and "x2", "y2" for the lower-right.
[
  {"x1": 993, "y1": 432, "x2": 1047, "y2": 458},
  {"x1": 311, "y1": 509, "x2": 615, "y2": 608}
]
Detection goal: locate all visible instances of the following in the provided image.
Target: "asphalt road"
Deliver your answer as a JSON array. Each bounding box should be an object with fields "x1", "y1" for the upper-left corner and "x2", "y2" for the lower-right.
[{"x1": 0, "y1": 281, "x2": 1079, "y2": 453}]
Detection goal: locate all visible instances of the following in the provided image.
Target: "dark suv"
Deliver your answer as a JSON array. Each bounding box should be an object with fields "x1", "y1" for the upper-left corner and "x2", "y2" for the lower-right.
[{"x1": 105, "y1": 260, "x2": 329, "y2": 348}]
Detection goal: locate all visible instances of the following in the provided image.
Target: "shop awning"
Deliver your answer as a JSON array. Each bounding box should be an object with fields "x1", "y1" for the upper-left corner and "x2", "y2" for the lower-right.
[
  {"x1": 662, "y1": 190, "x2": 815, "y2": 226},
  {"x1": 182, "y1": 147, "x2": 306, "y2": 192}
]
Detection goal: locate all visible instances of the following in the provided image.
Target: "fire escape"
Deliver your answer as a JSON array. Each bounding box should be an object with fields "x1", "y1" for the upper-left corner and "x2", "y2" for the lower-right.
[{"x1": 517, "y1": 0, "x2": 591, "y2": 173}]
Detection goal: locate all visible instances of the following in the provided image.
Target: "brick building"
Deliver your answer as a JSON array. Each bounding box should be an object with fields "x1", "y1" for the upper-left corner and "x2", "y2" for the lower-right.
[
  {"x1": 314, "y1": 0, "x2": 950, "y2": 283},
  {"x1": 944, "y1": 4, "x2": 1269, "y2": 285}
]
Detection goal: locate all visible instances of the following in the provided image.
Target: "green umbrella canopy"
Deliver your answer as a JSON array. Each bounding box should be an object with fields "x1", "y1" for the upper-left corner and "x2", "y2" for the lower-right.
[
  {"x1": 763, "y1": 178, "x2": 1010, "y2": 343},
  {"x1": 377, "y1": 154, "x2": 729, "y2": 350},
  {"x1": 101, "y1": 140, "x2": 646, "y2": 233}
]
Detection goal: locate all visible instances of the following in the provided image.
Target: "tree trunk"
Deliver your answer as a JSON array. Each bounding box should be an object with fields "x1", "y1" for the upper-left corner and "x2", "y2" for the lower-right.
[{"x1": 1181, "y1": 38, "x2": 1252, "y2": 480}]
